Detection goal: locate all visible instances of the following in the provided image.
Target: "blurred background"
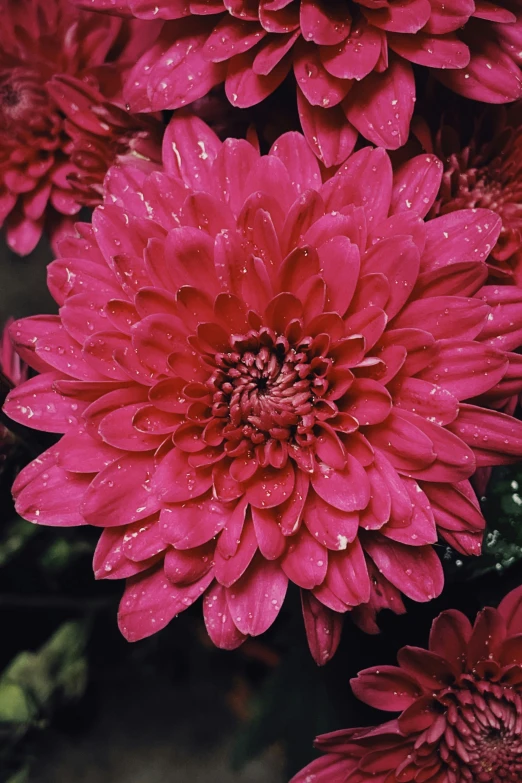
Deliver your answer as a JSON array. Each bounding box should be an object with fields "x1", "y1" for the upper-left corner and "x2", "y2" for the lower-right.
[{"x1": 2, "y1": 238, "x2": 522, "y2": 783}]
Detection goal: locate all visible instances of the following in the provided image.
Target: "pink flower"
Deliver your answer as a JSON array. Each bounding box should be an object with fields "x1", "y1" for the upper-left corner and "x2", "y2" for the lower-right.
[
  {"x1": 0, "y1": 0, "x2": 162, "y2": 256},
  {"x1": 5, "y1": 115, "x2": 522, "y2": 661},
  {"x1": 292, "y1": 585, "x2": 522, "y2": 782},
  {"x1": 70, "y1": 0, "x2": 522, "y2": 167},
  {"x1": 428, "y1": 104, "x2": 522, "y2": 287}
]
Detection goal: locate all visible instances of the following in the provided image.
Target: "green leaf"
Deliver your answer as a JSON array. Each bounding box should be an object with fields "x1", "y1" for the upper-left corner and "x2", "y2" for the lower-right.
[
  {"x1": 0, "y1": 518, "x2": 40, "y2": 568},
  {"x1": 7, "y1": 765, "x2": 30, "y2": 783},
  {"x1": 0, "y1": 683, "x2": 33, "y2": 725}
]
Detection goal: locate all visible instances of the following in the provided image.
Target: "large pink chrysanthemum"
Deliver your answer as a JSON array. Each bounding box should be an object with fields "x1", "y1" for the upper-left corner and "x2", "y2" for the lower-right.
[
  {"x1": 292, "y1": 585, "x2": 522, "y2": 782},
  {"x1": 0, "y1": 0, "x2": 162, "y2": 256},
  {"x1": 70, "y1": 0, "x2": 522, "y2": 166},
  {"x1": 5, "y1": 115, "x2": 522, "y2": 662}
]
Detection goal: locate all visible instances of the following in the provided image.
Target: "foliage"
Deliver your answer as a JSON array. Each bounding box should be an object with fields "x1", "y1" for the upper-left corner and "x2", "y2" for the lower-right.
[{"x1": 0, "y1": 622, "x2": 89, "y2": 780}]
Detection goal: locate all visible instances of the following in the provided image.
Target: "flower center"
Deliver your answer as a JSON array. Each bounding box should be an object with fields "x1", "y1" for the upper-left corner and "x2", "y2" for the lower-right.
[
  {"x1": 443, "y1": 132, "x2": 522, "y2": 233},
  {"x1": 210, "y1": 330, "x2": 333, "y2": 451},
  {"x1": 442, "y1": 685, "x2": 522, "y2": 782},
  {"x1": 0, "y1": 67, "x2": 48, "y2": 130}
]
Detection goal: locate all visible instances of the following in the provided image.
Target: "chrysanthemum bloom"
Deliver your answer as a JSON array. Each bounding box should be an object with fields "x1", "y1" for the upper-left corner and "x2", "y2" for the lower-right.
[
  {"x1": 70, "y1": 0, "x2": 522, "y2": 167},
  {"x1": 0, "y1": 0, "x2": 162, "y2": 256},
  {"x1": 292, "y1": 585, "x2": 522, "y2": 782},
  {"x1": 5, "y1": 115, "x2": 522, "y2": 661},
  {"x1": 427, "y1": 104, "x2": 522, "y2": 287}
]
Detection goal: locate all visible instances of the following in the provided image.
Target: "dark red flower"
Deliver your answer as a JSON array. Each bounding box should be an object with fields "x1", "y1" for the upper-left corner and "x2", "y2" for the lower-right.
[
  {"x1": 0, "y1": 0, "x2": 162, "y2": 255},
  {"x1": 427, "y1": 104, "x2": 522, "y2": 286},
  {"x1": 71, "y1": 0, "x2": 522, "y2": 166},
  {"x1": 292, "y1": 585, "x2": 522, "y2": 782}
]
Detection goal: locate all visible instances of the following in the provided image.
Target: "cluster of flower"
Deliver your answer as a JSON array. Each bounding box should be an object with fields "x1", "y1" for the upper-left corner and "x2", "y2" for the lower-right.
[{"x1": 2, "y1": 0, "x2": 522, "y2": 777}]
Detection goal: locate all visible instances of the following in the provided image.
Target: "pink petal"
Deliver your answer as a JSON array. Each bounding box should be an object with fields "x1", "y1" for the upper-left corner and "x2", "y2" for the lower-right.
[
  {"x1": 16, "y1": 462, "x2": 90, "y2": 526},
  {"x1": 397, "y1": 646, "x2": 456, "y2": 689},
  {"x1": 343, "y1": 56, "x2": 415, "y2": 149},
  {"x1": 467, "y1": 607, "x2": 506, "y2": 667},
  {"x1": 94, "y1": 526, "x2": 161, "y2": 580},
  {"x1": 391, "y1": 154, "x2": 443, "y2": 218},
  {"x1": 245, "y1": 462, "x2": 296, "y2": 508},
  {"x1": 362, "y1": 0, "x2": 431, "y2": 32},
  {"x1": 388, "y1": 32, "x2": 470, "y2": 69},
  {"x1": 203, "y1": 582, "x2": 247, "y2": 650},
  {"x1": 162, "y1": 113, "x2": 221, "y2": 189},
  {"x1": 448, "y1": 404, "x2": 522, "y2": 466},
  {"x1": 164, "y1": 543, "x2": 213, "y2": 584},
  {"x1": 362, "y1": 236, "x2": 420, "y2": 319},
  {"x1": 380, "y1": 479, "x2": 437, "y2": 546},
  {"x1": 281, "y1": 528, "x2": 327, "y2": 588},
  {"x1": 429, "y1": 608, "x2": 472, "y2": 670},
  {"x1": 318, "y1": 236, "x2": 360, "y2": 316},
  {"x1": 362, "y1": 536, "x2": 444, "y2": 602},
  {"x1": 311, "y1": 455, "x2": 371, "y2": 512},
  {"x1": 321, "y1": 146, "x2": 392, "y2": 228},
  {"x1": 391, "y1": 377, "x2": 458, "y2": 426},
  {"x1": 270, "y1": 132, "x2": 322, "y2": 194},
  {"x1": 56, "y1": 429, "x2": 120, "y2": 473},
  {"x1": 160, "y1": 493, "x2": 232, "y2": 549},
  {"x1": 4, "y1": 373, "x2": 87, "y2": 433},
  {"x1": 81, "y1": 452, "x2": 161, "y2": 526},
  {"x1": 227, "y1": 555, "x2": 288, "y2": 636},
  {"x1": 421, "y1": 209, "x2": 501, "y2": 272},
  {"x1": 293, "y1": 40, "x2": 352, "y2": 108},
  {"x1": 301, "y1": 590, "x2": 343, "y2": 666},
  {"x1": 304, "y1": 491, "x2": 359, "y2": 550},
  {"x1": 152, "y1": 447, "x2": 213, "y2": 502},
  {"x1": 439, "y1": 42, "x2": 522, "y2": 103},
  {"x1": 251, "y1": 507, "x2": 287, "y2": 559},
  {"x1": 214, "y1": 515, "x2": 258, "y2": 586},
  {"x1": 320, "y1": 20, "x2": 382, "y2": 80},
  {"x1": 498, "y1": 586, "x2": 522, "y2": 636},
  {"x1": 297, "y1": 92, "x2": 358, "y2": 168},
  {"x1": 418, "y1": 340, "x2": 508, "y2": 401},
  {"x1": 118, "y1": 566, "x2": 214, "y2": 642},
  {"x1": 225, "y1": 47, "x2": 292, "y2": 107},
  {"x1": 351, "y1": 665, "x2": 422, "y2": 711}
]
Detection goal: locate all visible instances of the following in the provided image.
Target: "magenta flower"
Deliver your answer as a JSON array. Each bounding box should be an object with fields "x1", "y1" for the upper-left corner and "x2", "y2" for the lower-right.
[
  {"x1": 5, "y1": 115, "x2": 522, "y2": 661},
  {"x1": 428, "y1": 105, "x2": 522, "y2": 287},
  {"x1": 0, "y1": 0, "x2": 162, "y2": 256},
  {"x1": 292, "y1": 585, "x2": 522, "y2": 782},
  {"x1": 70, "y1": 0, "x2": 522, "y2": 166}
]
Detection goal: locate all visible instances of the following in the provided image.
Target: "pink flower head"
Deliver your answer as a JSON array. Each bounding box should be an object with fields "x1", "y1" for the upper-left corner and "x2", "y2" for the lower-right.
[
  {"x1": 292, "y1": 585, "x2": 522, "y2": 782},
  {"x1": 0, "y1": 0, "x2": 162, "y2": 256},
  {"x1": 5, "y1": 115, "x2": 522, "y2": 661},
  {"x1": 70, "y1": 0, "x2": 522, "y2": 167},
  {"x1": 428, "y1": 104, "x2": 522, "y2": 287}
]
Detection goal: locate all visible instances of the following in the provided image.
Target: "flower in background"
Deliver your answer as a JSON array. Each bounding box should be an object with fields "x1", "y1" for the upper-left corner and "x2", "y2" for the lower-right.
[
  {"x1": 70, "y1": 0, "x2": 522, "y2": 167},
  {"x1": 292, "y1": 585, "x2": 522, "y2": 782},
  {"x1": 428, "y1": 104, "x2": 522, "y2": 287},
  {"x1": 5, "y1": 115, "x2": 522, "y2": 663},
  {"x1": 0, "y1": 0, "x2": 162, "y2": 256}
]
